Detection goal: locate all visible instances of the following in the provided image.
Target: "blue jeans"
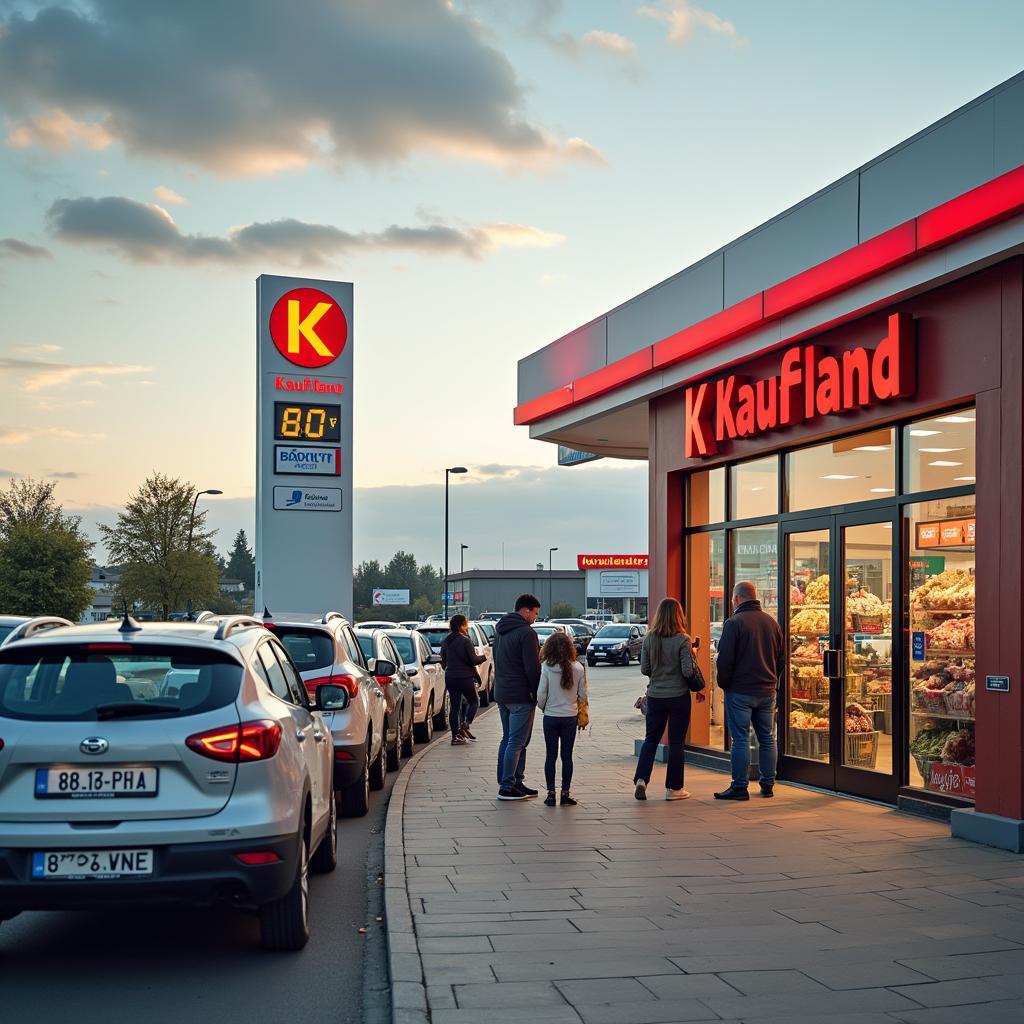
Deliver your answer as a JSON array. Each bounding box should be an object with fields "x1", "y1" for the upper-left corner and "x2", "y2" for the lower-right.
[
  {"x1": 497, "y1": 703, "x2": 536, "y2": 790},
  {"x1": 724, "y1": 690, "x2": 777, "y2": 787}
]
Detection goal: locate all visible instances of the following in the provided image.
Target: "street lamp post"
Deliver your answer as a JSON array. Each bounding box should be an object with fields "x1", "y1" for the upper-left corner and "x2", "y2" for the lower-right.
[
  {"x1": 548, "y1": 546, "x2": 558, "y2": 618},
  {"x1": 188, "y1": 488, "x2": 223, "y2": 550},
  {"x1": 444, "y1": 467, "x2": 467, "y2": 618}
]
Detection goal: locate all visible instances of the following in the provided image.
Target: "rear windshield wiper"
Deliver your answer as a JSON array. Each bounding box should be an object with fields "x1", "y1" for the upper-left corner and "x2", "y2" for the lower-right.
[{"x1": 95, "y1": 702, "x2": 182, "y2": 719}]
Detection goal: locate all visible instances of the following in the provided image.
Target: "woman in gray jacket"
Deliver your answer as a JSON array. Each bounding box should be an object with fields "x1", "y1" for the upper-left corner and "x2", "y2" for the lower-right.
[{"x1": 633, "y1": 598, "x2": 706, "y2": 801}]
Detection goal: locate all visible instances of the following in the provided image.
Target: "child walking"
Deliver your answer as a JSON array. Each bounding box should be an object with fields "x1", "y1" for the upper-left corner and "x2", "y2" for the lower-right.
[{"x1": 537, "y1": 631, "x2": 588, "y2": 807}]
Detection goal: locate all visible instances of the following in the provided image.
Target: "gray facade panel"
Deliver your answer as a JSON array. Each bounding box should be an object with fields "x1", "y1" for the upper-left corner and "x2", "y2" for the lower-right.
[
  {"x1": 517, "y1": 319, "x2": 606, "y2": 405},
  {"x1": 451, "y1": 574, "x2": 586, "y2": 617},
  {"x1": 606, "y1": 254, "x2": 724, "y2": 362},
  {"x1": 723, "y1": 177, "x2": 860, "y2": 306},
  {"x1": 994, "y1": 77, "x2": 1024, "y2": 175},
  {"x1": 859, "y1": 100, "x2": 995, "y2": 240}
]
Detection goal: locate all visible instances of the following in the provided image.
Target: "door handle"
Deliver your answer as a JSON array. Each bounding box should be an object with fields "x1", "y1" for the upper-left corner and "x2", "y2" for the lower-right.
[
  {"x1": 313, "y1": 730, "x2": 326, "y2": 743},
  {"x1": 296, "y1": 725, "x2": 311, "y2": 742},
  {"x1": 823, "y1": 648, "x2": 842, "y2": 679}
]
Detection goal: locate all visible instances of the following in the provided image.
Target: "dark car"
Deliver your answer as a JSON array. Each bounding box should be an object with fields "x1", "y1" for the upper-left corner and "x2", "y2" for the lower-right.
[
  {"x1": 550, "y1": 619, "x2": 595, "y2": 653},
  {"x1": 586, "y1": 623, "x2": 644, "y2": 666}
]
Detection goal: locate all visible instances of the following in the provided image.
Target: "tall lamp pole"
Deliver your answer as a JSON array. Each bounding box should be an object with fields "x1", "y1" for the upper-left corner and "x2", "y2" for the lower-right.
[
  {"x1": 188, "y1": 488, "x2": 223, "y2": 550},
  {"x1": 548, "y1": 546, "x2": 558, "y2": 618},
  {"x1": 460, "y1": 544, "x2": 469, "y2": 615},
  {"x1": 444, "y1": 467, "x2": 467, "y2": 618}
]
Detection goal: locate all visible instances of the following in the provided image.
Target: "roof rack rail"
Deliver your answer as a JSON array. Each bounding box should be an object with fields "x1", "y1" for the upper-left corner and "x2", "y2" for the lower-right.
[
  {"x1": 194, "y1": 610, "x2": 216, "y2": 623},
  {"x1": 213, "y1": 615, "x2": 266, "y2": 642},
  {"x1": 320, "y1": 611, "x2": 345, "y2": 625},
  {"x1": 8, "y1": 616, "x2": 74, "y2": 643}
]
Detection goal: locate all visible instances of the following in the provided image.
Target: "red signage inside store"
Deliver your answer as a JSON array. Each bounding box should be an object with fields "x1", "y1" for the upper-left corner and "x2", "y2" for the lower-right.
[
  {"x1": 684, "y1": 312, "x2": 916, "y2": 459},
  {"x1": 269, "y1": 288, "x2": 348, "y2": 369},
  {"x1": 917, "y1": 518, "x2": 976, "y2": 549},
  {"x1": 577, "y1": 554, "x2": 649, "y2": 569}
]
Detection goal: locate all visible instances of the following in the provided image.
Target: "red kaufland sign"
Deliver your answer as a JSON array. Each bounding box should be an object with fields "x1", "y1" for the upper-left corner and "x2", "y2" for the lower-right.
[
  {"x1": 684, "y1": 312, "x2": 916, "y2": 458},
  {"x1": 577, "y1": 554, "x2": 649, "y2": 569}
]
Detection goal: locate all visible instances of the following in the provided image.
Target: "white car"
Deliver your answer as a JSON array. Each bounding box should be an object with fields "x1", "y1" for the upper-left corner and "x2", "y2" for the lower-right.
[
  {"x1": 384, "y1": 629, "x2": 446, "y2": 742},
  {"x1": 0, "y1": 616, "x2": 74, "y2": 649},
  {"x1": 0, "y1": 614, "x2": 337, "y2": 951},
  {"x1": 415, "y1": 622, "x2": 495, "y2": 706},
  {"x1": 355, "y1": 620, "x2": 403, "y2": 631}
]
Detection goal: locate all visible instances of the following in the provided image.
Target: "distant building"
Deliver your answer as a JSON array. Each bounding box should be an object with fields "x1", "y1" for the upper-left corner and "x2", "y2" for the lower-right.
[
  {"x1": 219, "y1": 578, "x2": 247, "y2": 594},
  {"x1": 444, "y1": 569, "x2": 585, "y2": 619}
]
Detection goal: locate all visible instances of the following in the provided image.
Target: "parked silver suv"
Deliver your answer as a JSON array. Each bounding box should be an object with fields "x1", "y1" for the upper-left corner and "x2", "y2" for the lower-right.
[
  {"x1": 262, "y1": 612, "x2": 389, "y2": 817},
  {"x1": 0, "y1": 615, "x2": 338, "y2": 951}
]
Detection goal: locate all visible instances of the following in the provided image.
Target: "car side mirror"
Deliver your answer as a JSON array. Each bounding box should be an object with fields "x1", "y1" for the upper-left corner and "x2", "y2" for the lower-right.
[
  {"x1": 316, "y1": 683, "x2": 349, "y2": 711},
  {"x1": 426, "y1": 653, "x2": 441, "y2": 664},
  {"x1": 406, "y1": 666, "x2": 419, "y2": 677},
  {"x1": 374, "y1": 659, "x2": 397, "y2": 678}
]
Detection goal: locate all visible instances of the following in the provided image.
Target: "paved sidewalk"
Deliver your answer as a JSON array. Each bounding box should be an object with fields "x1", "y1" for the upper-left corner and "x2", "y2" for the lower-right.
[{"x1": 385, "y1": 676, "x2": 1024, "y2": 1024}]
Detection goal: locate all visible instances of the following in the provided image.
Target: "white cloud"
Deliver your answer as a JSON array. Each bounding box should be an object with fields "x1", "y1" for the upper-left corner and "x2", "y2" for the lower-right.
[
  {"x1": 583, "y1": 30, "x2": 637, "y2": 56},
  {"x1": 10, "y1": 343, "x2": 62, "y2": 355},
  {"x1": 0, "y1": 352, "x2": 150, "y2": 393},
  {"x1": 0, "y1": 429, "x2": 31, "y2": 446},
  {"x1": 637, "y1": 1, "x2": 745, "y2": 45},
  {"x1": 153, "y1": 185, "x2": 187, "y2": 206},
  {"x1": 6, "y1": 108, "x2": 114, "y2": 151}
]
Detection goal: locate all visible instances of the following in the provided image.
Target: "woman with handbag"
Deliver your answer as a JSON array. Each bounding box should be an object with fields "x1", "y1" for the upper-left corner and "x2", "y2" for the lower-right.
[
  {"x1": 633, "y1": 597, "x2": 706, "y2": 801},
  {"x1": 440, "y1": 614, "x2": 486, "y2": 745},
  {"x1": 537, "y1": 631, "x2": 588, "y2": 807}
]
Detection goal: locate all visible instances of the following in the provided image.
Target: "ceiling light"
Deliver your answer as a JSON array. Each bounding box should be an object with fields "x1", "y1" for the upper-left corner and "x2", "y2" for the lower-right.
[
  {"x1": 910, "y1": 429, "x2": 941, "y2": 437},
  {"x1": 928, "y1": 461, "x2": 963, "y2": 467},
  {"x1": 852, "y1": 445, "x2": 891, "y2": 452},
  {"x1": 870, "y1": 487, "x2": 896, "y2": 493},
  {"x1": 821, "y1": 474, "x2": 856, "y2": 480},
  {"x1": 936, "y1": 415, "x2": 975, "y2": 424},
  {"x1": 953, "y1": 476, "x2": 976, "y2": 482},
  {"x1": 917, "y1": 447, "x2": 964, "y2": 453},
  {"x1": 882, "y1": 523, "x2": 893, "y2": 530},
  {"x1": 749, "y1": 486, "x2": 763, "y2": 492}
]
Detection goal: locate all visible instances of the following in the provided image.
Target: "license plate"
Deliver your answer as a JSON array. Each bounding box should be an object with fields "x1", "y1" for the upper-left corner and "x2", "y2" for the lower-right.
[
  {"x1": 32, "y1": 848, "x2": 154, "y2": 879},
  {"x1": 34, "y1": 766, "x2": 159, "y2": 799}
]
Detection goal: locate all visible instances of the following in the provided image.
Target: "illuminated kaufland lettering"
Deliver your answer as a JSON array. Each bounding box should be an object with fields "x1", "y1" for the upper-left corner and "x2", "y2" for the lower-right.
[
  {"x1": 684, "y1": 312, "x2": 915, "y2": 459},
  {"x1": 577, "y1": 554, "x2": 649, "y2": 569},
  {"x1": 275, "y1": 376, "x2": 344, "y2": 394}
]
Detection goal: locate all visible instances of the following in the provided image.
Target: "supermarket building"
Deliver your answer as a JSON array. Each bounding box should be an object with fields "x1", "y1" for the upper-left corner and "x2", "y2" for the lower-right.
[{"x1": 515, "y1": 72, "x2": 1024, "y2": 851}]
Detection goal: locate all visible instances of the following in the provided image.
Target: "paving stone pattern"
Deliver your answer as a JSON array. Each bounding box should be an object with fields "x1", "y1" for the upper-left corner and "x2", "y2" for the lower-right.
[{"x1": 386, "y1": 670, "x2": 1024, "y2": 1024}]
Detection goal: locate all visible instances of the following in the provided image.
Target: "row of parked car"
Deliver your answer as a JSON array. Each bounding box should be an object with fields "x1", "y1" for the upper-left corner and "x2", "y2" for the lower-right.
[{"x1": 0, "y1": 608, "x2": 477, "y2": 953}]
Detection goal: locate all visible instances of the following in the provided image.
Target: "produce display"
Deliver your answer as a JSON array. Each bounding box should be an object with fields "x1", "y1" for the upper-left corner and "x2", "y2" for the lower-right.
[
  {"x1": 790, "y1": 709, "x2": 828, "y2": 730},
  {"x1": 925, "y1": 616, "x2": 975, "y2": 651},
  {"x1": 804, "y1": 574, "x2": 830, "y2": 604},
  {"x1": 847, "y1": 589, "x2": 885, "y2": 617},
  {"x1": 791, "y1": 607, "x2": 829, "y2": 634},
  {"x1": 845, "y1": 702, "x2": 874, "y2": 733},
  {"x1": 866, "y1": 679, "x2": 892, "y2": 694},
  {"x1": 911, "y1": 568, "x2": 974, "y2": 610},
  {"x1": 911, "y1": 724, "x2": 975, "y2": 767},
  {"x1": 792, "y1": 641, "x2": 822, "y2": 661}
]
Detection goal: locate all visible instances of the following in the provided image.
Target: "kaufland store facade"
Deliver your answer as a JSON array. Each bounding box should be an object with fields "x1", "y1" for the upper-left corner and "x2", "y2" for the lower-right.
[{"x1": 516, "y1": 73, "x2": 1024, "y2": 851}]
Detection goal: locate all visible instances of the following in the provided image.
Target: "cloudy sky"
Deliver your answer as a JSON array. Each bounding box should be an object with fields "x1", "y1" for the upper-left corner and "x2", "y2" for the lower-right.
[{"x1": 1, "y1": 0, "x2": 1022, "y2": 568}]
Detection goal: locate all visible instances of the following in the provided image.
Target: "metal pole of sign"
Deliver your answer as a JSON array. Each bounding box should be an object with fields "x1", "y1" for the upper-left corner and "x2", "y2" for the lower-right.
[
  {"x1": 444, "y1": 467, "x2": 467, "y2": 618},
  {"x1": 548, "y1": 547, "x2": 558, "y2": 617}
]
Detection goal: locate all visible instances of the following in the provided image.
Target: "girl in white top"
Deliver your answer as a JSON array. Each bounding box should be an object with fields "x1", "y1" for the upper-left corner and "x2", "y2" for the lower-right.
[{"x1": 537, "y1": 631, "x2": 588, "y2": 807}]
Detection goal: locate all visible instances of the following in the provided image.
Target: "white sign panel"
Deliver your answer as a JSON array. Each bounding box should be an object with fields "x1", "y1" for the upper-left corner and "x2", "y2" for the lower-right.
[
  {"x1": 273, "y1": 445, "x2": 341, "y2": 476},
  {"x1": 586, "y1": 569, "x2": 649, "y2": 598},
  {"x1": 373, "y1": 588, "x2": 411, "y2": 606},
  {"x1": 256, "y1": 275, "x2": 353, "y2": 618},
  {"x1": 273, "y1": 486, "x2": 343, "y2": 512}
]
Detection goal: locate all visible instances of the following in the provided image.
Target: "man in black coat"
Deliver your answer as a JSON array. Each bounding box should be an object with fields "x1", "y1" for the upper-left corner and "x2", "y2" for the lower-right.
[
  {"x1": 714, "y1": 581, "x2": 784, "y2": 801},
  {"x1": 493, "y1": 593, "x2": 541, "y2": 800}
]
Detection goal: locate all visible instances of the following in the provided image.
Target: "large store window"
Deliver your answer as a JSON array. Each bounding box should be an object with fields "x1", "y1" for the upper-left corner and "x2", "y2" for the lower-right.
[
  {"x1": 689, "y1": 467, "x2": 725, "y2": 527},
  {"x1": 731, "y1": 525, "x2": 778, "y2": 619},
  {"x1": 787, "y1": 428, "x2": 895, "y2": 511},
  {"x1": 687, "y1": 530, "x2": 725, "y2": 749},
  {"x1": 905, "y1": 410, "x2": 976, "y2": 493},
  {"x1": 907, "y1": 494, "x2": 976, "y2": 801},
  {"x1": 730, "y1": 457, "x2": 778, "y2": 520}
]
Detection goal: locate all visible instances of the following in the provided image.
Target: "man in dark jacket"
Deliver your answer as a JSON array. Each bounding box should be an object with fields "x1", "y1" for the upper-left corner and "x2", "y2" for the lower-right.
[
  {"x1": 493, "y1": 594, "x2": 542, "y2": 800},
  {"x1": 714, "y1": 581, "x2": 784, "y2": 801}
]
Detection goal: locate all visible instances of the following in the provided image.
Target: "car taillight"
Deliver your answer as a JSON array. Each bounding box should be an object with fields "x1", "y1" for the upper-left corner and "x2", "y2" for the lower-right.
[
  {"x1": 303, "y1": 673, "x2": 359, "y2": 699},
  {"x1": 334, "y1": 749, "x2": 354, "y2": 761},
  {"x1": 303, "y1": 675, "x2": 334, "y2": 699},
  {"x1": 375, "y1": 675, "x2": 392, "y2": 685},
  {"x1": 186, "y1": 721, "x2": 282, "y2": 763},
  {"x1": 235, "y1": 851, "x2": 281, "y2": 865}
]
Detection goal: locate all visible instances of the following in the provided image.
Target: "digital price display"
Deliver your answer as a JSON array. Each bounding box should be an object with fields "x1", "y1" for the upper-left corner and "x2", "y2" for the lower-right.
[{"x1": 273, "y1": 401, "x2": 341, "y2": 443}]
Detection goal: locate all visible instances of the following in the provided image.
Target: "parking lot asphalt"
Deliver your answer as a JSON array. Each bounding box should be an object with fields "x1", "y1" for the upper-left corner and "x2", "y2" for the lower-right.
[{"x1": 0, "y1": 728, "x2": 432, "y2": 1024}]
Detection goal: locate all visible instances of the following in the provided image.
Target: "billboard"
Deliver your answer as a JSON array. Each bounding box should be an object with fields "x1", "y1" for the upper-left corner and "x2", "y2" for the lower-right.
[
  {"x1": 256, "y1": 276, "x2": 353, "y2": 618},
  {"x1": 373, "y1": 589, "x2": 410, "y2": 606}
]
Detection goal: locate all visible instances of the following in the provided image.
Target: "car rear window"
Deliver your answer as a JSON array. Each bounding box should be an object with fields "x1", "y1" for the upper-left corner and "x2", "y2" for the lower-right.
[
  {"x1": 387, "y1": 633, "x2": 415, "y2": 663},
  {"x1": 0, "y1": 643, "x2": 243, "y2": 721},
  {"x1": 416, "y1": 628, "x2": 448, "y2": 649},
  {"x1": 271, "y1": 627, "x2": 334, "y2": 672},
  {"x1": 356, "y1": 635, "x2": 375, "y2": 661},
  {"x1": 596, "y1": 626, "x2": 630, "y2": 638}
]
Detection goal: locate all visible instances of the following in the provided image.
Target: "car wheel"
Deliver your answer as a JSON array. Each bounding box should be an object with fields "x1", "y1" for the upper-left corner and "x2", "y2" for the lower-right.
[
  {"x1": 259, "y1": 832, "x2": 310, "y2": 951},
  {"x1": 310, "y1": 792, "x2": 338, "y2": 874},
  {"x1": 433, "y1": 690, "x2": 450, "y2": 732},
  {"x1": 415, "y1": 698, "x2": 434, "y2": 743},
  {"x1": 340, "y1": 747, "x2": 370, "y2": 817},
  {"x1": 587, "y1": 659, "x2": 596, "y2": 668},
  {"x1": 386, "y1": 715, "x2": 401, "y2": 772},
  {"x1": 368, "y1": 733, "x2": 385, "y2": 791},
  {"x1": 401, "y1": 711, "x2": 415, "y2": 758}
]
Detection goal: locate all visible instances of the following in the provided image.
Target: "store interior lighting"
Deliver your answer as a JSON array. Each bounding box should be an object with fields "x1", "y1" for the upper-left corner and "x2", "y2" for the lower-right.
[
  {"x1": 909, "y1": 429, "x2": 941, "y2": 436},
  {"x1": 936, "y1": 414, "x2": 975, "y2": 423},
  {"x1": 929, "y1": 460, "x2": 963, "y2": 467},
  {"x1": 821, "y1": 474, "x2": 857, "y2": 479}
]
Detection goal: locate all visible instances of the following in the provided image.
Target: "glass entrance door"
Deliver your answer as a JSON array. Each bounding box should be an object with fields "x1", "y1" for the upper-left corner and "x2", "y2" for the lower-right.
[{"x1": 782, "y1": 508, "x2": 900, "y2": 801}]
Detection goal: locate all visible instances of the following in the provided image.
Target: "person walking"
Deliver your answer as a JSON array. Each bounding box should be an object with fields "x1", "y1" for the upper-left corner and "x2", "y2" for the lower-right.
[
  {"x1": 713, "y1": 581, "x2": 784, "y2": 801},
  {"x1": 440, "y1": 614, "x2": 485, "y2": 746},
  {"x1": 537, "y1": 631, "x2": 587, "y2": 807},
  {"x1": 493, "y1": 594, "x2": 542, "y2": 801},
  {"x1": 633, "y1": 597, "x2": 705, "y2": 801}
]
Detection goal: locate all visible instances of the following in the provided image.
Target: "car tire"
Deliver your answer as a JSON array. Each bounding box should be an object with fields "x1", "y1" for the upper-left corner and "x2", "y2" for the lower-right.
[
  {"x1": 259, "y1": 832, "x2": 310, "y2": 952},
  {"x1": 340, "y1": 748, "x2": 370, "y2": 817},
  {"x1": 310, "y1": 792, "x2": 338, "y2": 874},
  {"x1": 401, "y1": 713, "x2": 415, "y2": 758},
  {"x1": 368, "y1": 733, "x2": 385, "y2": 791},
  {"x1": 587, "y1": 659, "x2": 596, "y2": 668},
  {"x1": 415, "y1": 698, "x2": 434, "y2": 743},
  {"x1": 433, "y1": 690, "x2": 450, "y2": 732},
  {"x1": 386, "y1": 716, "x2": 401, "y2": 772}
]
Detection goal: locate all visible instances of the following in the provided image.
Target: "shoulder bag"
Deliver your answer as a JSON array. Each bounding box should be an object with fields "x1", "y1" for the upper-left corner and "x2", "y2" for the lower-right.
[
  {"x1": 688, "y1": 638, "x2": 707, "y2": 693},
  {"x1": 576, "y1": 662, "x2": 590, "y2": 730}
]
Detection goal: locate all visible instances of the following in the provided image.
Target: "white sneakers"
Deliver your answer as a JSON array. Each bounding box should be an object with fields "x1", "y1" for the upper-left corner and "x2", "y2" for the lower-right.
[{"x1": 665, "y1": 789, "x2": 691, "y2": 801}]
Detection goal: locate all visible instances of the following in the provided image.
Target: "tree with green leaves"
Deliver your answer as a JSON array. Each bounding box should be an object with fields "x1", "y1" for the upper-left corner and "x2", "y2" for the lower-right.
[
  {"x1": 352, "y1": 551, "x2": 442, "y2": 622},
  {"x1": 100, "y1": 473, "x2": 220, "y2": 620},
  {"x1": 0, "y1": 478, "x2": 94, "y2": 620},
  {"x1": 550, "y1": 600, "x2": 577, "y2": 618},
  {"x1": 225, "y1": 529, "x2": 256, "y2": 589}
]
